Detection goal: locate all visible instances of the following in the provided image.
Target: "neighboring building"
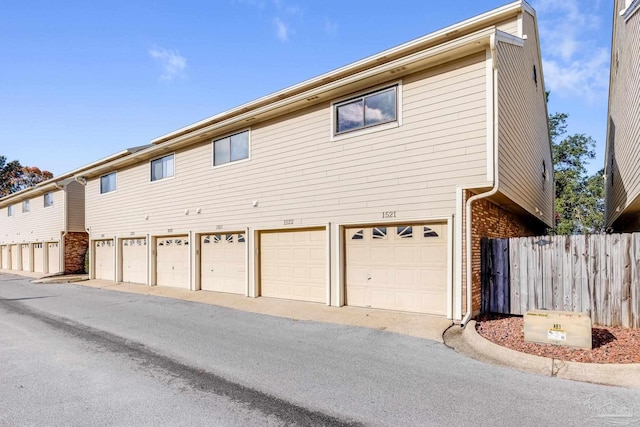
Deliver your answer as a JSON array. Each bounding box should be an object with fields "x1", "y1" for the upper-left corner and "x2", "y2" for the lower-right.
[
  {"x1": 70, "y1": 0, "x2": 551, "y2": 321},
  {"x1": 0, "y1": 148, "x2": 149, "y2": 275},
  {"x1": 605, "y1": 0, "x2": 640, "y2": 231}
]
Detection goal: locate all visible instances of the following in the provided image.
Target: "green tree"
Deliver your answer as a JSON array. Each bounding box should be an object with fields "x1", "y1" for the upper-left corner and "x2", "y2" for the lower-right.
[
  {"x1": 550, "y1": 112, "x2": 604, "y2": 234},
  {"x1": 0, "y1": 156, "x2": 23, "y2": 197},
  {"x1": 0, "y1": 157, "x2": 54, "y2": 198}
]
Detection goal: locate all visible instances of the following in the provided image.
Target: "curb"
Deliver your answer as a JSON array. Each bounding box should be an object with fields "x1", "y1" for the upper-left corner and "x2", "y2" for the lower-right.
[{"x1": 445, "y1": 320, "x2": 640, "y2": 388}]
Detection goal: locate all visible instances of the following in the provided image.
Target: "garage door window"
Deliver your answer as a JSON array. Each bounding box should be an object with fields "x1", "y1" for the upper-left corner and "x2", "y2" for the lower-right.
[
  {"x1": 423, "y1": 226, "x2": 439, "y2": 237},
  {"x1": 372, "y1": 227, "x2": 387, "y2": 239},
  {"x1": 397, "y1": 226, "x2": 413, "y2": 238}
]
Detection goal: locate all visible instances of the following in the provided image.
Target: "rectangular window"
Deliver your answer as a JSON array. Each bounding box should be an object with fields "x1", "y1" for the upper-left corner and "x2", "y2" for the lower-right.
[
  {"x1": 100, "y1": 172, "x2": 117, "y2": 194},
  {"x1": 44, "y1": 192, "x2": 54, "y2": 207},
  {"x1": 151, "y1": 154, "x2": 175, "y2": 181},
  {"x1": 22, "y1": 200, "x2": 30, "y2": 213},
  {"x1": 7, "y1": 205, "x2": 13, "y2": 216},
  {"x1": 335, "y1": 86, "x2": 397, "y2": 135},
  {"x1": 213, "y1": 131, "x2": 249, "y2": 166}
]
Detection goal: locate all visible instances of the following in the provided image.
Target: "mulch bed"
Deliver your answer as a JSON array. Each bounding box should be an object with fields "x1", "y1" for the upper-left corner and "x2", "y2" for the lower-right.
[{"x1": 475, "y1": 314, "x2": 640, "y2": 364}]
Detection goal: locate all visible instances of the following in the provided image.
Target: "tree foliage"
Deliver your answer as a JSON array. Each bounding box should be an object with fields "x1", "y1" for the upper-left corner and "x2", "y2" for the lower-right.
[
  {"x1": 550, "y1": 112, "x2": 604, "y2": 234},
  {"x1": 0, "y1": 156, "x2": 54, "y2": 198}
]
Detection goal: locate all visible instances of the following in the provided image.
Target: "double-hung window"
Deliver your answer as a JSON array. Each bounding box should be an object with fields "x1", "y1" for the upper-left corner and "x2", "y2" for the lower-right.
[
  {"x1": 22, "y1": 200, "x2": 30, "y2": 213},
  {"x1": 7, "y1": 205, "x2": 13, "y2": 216},
  {"x1": 100, "y1": 172, "x2": 117, "y2": 194},
  {"x1": 334, "y1": 85, "x2": 398, "y2": 135},
  {"x1": 151, "y1": 154, "x2": 175, "y2": 181},
  {"x1": 44, "y1": 192, "x2": 54, "y2": 207},
  {"x1": 213, "y1": 130, "x2": 249, "y2": 167}
]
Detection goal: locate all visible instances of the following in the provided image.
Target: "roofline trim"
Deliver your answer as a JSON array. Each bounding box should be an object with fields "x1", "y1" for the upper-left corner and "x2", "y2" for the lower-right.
[{"x1": 151, "y1": 1, "x2": 526, "y2": 144}]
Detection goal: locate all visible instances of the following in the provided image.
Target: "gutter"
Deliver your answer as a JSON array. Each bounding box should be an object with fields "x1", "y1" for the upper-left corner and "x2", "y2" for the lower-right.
[{"x1": 461, "y1": 33, "x2": 500, "y2": 328}]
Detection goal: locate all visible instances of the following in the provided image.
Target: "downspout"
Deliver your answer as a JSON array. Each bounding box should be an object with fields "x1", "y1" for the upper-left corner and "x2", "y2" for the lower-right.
[
  {"x1": 56, "y1": 182, "x2": 68, "y2": 274},
  {"x1": 461, "y1": 33, "x2": 499, "y2": 328}
]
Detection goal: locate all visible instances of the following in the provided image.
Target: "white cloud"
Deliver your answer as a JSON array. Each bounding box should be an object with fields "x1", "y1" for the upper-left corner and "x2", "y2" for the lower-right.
[
  {"x1": 149, "y1": 47, "x2": 187, "y2": 81},
  {"x1": 273, "y1": 17, "x2": 291, "y2": 41},
  {"x1": 532, "y1": 0, "x2": 609, "y2": 102}
]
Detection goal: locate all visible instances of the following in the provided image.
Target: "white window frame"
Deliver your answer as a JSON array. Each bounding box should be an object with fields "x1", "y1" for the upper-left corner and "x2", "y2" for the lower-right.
[
  {"x1": 150, "y1": 153, "x2": 175, "y2": 182},
  {"x1": 7, "y1": 205, "x2": 13, "y2": 217},
  {"x1": 331, "y1": 81, "x2": 402, "y2": 141},
  {"x1": 100, "y1": 172, "x2": 117, "y2": 194},
  {"x1": 212, "y1": 129, "x2": 251, "y2": 169},
  {"x1": 22, "y1": 199, "x2": 30, "y2": 213},
  {"x1": 44, "y1": 192, "x2": 54, "y2": 207}
]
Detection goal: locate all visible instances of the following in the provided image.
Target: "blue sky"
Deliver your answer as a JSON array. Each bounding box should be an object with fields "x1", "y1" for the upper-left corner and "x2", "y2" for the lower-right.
[{"x1": 1, "y1": 0, "x2": 611, "y2": 176}]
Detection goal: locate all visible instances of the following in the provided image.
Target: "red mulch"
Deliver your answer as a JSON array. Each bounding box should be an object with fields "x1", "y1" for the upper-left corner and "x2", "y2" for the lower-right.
[{"x1": 475, "y1": 314, "x2": 640, "y2": 364}]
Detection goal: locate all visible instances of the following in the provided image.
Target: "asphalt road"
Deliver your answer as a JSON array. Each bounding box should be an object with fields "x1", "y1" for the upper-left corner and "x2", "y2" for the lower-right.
[{"x1": 1, "y1": 273, "x2": 639, "y2": 426}]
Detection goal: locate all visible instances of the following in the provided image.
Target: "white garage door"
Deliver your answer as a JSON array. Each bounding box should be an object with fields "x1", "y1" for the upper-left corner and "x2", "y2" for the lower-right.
[
  {"x1": 94, "y1": 240, "x2": 114, "y2": 280},
  {"x1": 122, "y1": 238, "x2": 147, "y2": 284},
  {"x1": 201, "y1": 233, "x2": 246, "y2": 294},
  {"x1": 346, "y1": 223, "x2": 448, "y2": 315},
  {"x1": 21, "y1": 244, "x2": 30, "y2": 272},
  {"x1": 33, "y1": 243, "x2": 44, "y2": 273},
  {"x1": 156, "y1": 236, "x2": 189, "y2": 289},
  {"x1": 10, "y1": 245, "x2": 19, "y2": 271},
  {"x1": 260, "y1": 228, "x2": 326, "y2": 303},
  {"x1": 47, "y1": 242, "x2": 60, "y2": 274},
  {"x1": 1, "y1": 245, "x2": 8, "y2": 269}
]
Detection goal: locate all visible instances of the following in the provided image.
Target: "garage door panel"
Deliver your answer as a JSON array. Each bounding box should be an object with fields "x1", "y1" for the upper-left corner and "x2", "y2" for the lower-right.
[
  {"x1": 94, "y1": 240, "x2": 114, "y2": 281},
  {"x1": 21, "y1": 245, "x2": 30, "y2": 271},
  {"x1": 47, "y1": 243, "x2": 60, "y2": 274},
  {"x1": 346, "y1": 223, "x2": 448, "y2": 315},
  {"x1": 10, "y1": 245, "x2": 18, "y2": 270},
  {"x1": 33, "y1": 244, "x2": 44, "y2": 273},
  {"x1": 157, "y1": 237, "x2": 189, "y2": 289},
  {"x1": 260, "y1": 229, "x2": 326, "y2": 303},
  {"x1": 200, "y1": 233, "x2": 245, "y2": 294},
  {"x1": 122, "y1": 239, "x2": 147, "y2": 284}
]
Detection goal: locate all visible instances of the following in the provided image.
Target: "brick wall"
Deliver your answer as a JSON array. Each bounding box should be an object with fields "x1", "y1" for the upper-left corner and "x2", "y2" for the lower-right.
[
  {"x1": 462, "y1": 190, "x2": 545, "y2": 315},
  {"x1": 64, "y1": 232, "x2": 88, "y2": 274}
]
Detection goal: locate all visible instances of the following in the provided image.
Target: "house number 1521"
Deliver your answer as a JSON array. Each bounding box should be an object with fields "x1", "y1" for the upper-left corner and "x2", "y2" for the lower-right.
[{"x1": 382, "y1": 211, "x2": 396, "y2": 218}]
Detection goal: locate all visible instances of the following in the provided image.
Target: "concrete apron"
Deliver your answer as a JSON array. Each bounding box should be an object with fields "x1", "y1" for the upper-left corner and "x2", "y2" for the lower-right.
[{"x1": 2, "y1": 270, "x2": 453, "y2": 343}]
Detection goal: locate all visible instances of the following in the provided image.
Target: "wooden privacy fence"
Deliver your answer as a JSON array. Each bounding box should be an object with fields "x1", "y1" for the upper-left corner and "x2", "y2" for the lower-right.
[{"x1": 481, "y1": 233, "x2": 640, "y2": 328}]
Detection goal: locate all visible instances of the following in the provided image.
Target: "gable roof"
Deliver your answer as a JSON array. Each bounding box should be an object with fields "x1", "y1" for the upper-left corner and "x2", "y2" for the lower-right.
[
  {"x1": 0, "y1": 145, "x2": 151, "y2": 207},
  {"x1": 71, "y1": 1, "x2": 531, "y2": 180}
]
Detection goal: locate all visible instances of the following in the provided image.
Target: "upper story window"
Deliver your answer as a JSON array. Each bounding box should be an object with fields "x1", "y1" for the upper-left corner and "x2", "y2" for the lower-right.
[
  {"x1": 100, "y1": 172, "x2": 117, "y2": 194},
  {"x1": 44, "y1": 192, "x2": 54, "y2": 207},
  {"x1": 7, "y1": 205, "x2": 13, "y2": 216},
  {"x1": 213, "y1": 130, "x2": 249, "y2": 167},
  {"x1": 334, "y1": 85, "x2": 398, "y2": 135},
  {"x1": 151, "y1": 154, "x2": 174, "y2": 181},
  {"x1": 22, "y1": 200, "x2": 30, "y2": 213}
]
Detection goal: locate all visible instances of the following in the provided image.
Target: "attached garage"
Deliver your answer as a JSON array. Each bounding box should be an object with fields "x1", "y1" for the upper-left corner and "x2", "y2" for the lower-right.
[
  {"x1": 47, "y1": 242, "x2": 61, "y2": 274},
  {"x1": 121, "y1": 238, "x2": 147, "y2": 284},
  {"x1": 94, "y1": 240, "x2": 114, "y2": 280},
  {"x1": 10, "y1": 245, "x2": 19, "y2": 270},
  {"x1": 33, "y1": 243, "x2": 44, "y2": 273},
  {"x1": 345, "y1": 223, "x2": 448, "y2": 315},
  {"x1": 200, "y1": 233, "x2": 246, "y2": 294},
  {"x1": 1, "y1": 245, "x2": 8, "y2": 269},
  {"x1": 156, "y1": 236, "x2": 189, "y2": 289},
  {"x1": 21, "y1": 244, "x2": 30, "y2": 272},
  {"x1": 260, "y1": 228, "x2": 326, "y2": 303}
]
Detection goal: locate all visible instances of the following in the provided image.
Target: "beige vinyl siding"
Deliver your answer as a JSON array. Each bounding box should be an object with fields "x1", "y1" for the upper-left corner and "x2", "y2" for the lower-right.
[
  {"x1": 85, "y1": 53, "x2": 488, "y2": 235},
  {"x1": 66, "y1": 181, "x2": 86, "y2": 232},
  {"x1": 496, "y1": 11, "x2": 553, "y2": 227},
  {"x1": 0, "y1": 189, "x2": 65, "y2": 244},
  {"x1": 495, "y1": 17, "x2": 520, "y2": 36},
  {"x1": 606, "y1": 0, "x2": 640, "y2": 227}
]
